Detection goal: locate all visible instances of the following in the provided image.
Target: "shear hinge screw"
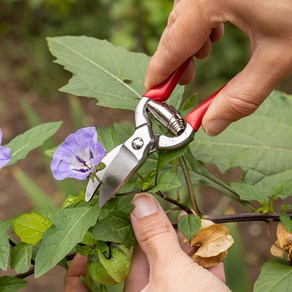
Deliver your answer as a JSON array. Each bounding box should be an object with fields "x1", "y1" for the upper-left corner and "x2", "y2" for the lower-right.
[{"x1": 132, "y1": 137, "x2": 144, "y2": 150}]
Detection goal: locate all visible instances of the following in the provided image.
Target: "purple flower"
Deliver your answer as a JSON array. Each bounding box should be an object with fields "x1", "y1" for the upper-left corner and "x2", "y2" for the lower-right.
[
  {"x1": 50, "y1": 127, "x2": 106, "y2": 180},
  {"x1": 0, "y1": 129, "x2": 11, "y2": 169}
]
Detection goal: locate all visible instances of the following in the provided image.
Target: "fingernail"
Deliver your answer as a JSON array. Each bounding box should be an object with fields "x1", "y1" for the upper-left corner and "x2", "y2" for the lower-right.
[
  {"x1": 132, "y1": 194, "x2": 158, "y2": 218},
  {"x1": 204, "y1": 119, "x2": 231, "y2": 136}
]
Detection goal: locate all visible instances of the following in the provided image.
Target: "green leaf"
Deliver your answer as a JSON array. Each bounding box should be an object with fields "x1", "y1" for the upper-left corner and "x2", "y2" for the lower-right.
[
  {"x1": 35, "y1": 205, "x2": 99, "y2": 277},
  {"x1": 61, "y1": 191, "x2": 85, "y2": 209},
  {"x1": 158, "y1": 146, "x2": 187, "y2": 169},
  {"x1": 177, "y1": 214, "x2": 201, "y2": 242},
  {"x1": 10, "y1": 243, "x2": 33, "y2": 274},
  {"x1": 280, "y1": 213, "x2": 292, "y2": 232},
  {"x1": 270, "y1": 179, "x2": 292, "y2": 200},
  {"x1": 99, "y1": 196, "x2": 134, "y2": 221},
  {"x1": 76, "y1": 245, "x2": 94, "y2": 256},
  {"x1": 230, "y1": 182, "x2": 267, "y2": 203},
  {"x1": 92, "y1": 211, "x2": 135, "y2": 248},
  {"x1": 97, "y1": 123, "x2": 134, "y2": 152},
  {"x1": 12, "y1": 168, "x2": 55, "y2": 208},
  {"x1": 13, "y1": 213, "x2": 53, "y2": 245},
  {"x1": 254, "y1": 259, "x2": 292, "y2": 292},
  {"x1": 47, "y1": 36, "x2": 183, "y2": 110},
  {"x1": 0, "y1": 222, "x2": 10, "y2": 271},
  {"x1": 0, "y1": 276, "x2": 27, "y2": 292},
  {"x1": 190, "y1": 91, "x2": 292, "y2": 196},
  {"x1": 5, "y1": 122, "x2": 62, "y2": 166},
  {"x1": 33, "y1": 207, "x2": 54, "y2": 219},
  {"x1": 179, "y1": 93, "x2": 198, "y2": 116},
  {"x1": 81, "y1": 232, "x2": 97, "y2": 246},
  {"x1": 151, "y1": 171, "x2": 181, "y2": 193}
]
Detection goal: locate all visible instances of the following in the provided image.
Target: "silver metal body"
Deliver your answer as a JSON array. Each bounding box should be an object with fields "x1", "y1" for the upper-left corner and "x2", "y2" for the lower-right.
[{"x1": 85, "y1": 97, "x2": 195, "y2": 207}]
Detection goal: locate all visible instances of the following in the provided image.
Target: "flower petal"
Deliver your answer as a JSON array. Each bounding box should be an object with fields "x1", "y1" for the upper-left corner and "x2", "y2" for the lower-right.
[
  {"x1": 50, "y1": 127, "x2": 106, "y2": 181},
  {"x1": 0, "y1": 146, "x2": 11, "y2": 168}
]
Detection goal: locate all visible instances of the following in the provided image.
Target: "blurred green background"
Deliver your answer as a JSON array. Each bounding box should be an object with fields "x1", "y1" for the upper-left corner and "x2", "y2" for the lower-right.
[{"x1": 0, "y1": 1, "x2": 290, "y2": 291}]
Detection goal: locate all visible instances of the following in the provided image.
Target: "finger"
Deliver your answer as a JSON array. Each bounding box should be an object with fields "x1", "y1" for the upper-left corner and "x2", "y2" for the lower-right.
[
  {"x1": 210, "y1": 24, "x2": 224, "y2": 43},
  {"x1": 130, "y1": 193, "x2": 184, "y2": 269},
  {"x1": 64, "y1": 254, "x2": 88, "y2": 292},
  {"x1": 178, "y1": 59, "x2": 195, "y2": 85},
  {"x1": 202, "y1": 43, "x2": 292, "y2": 136},
  {"x1": 124, "y1": 245, "x2": 149, "y2": 292},
  {"x1": 177, "y1": 228, "x2": 193, "y2": 254},
  {"x1": 145, "y1": 1, "x2": 213, "y2": 89},
  {"x1": 195, "y1": 38, "x2": 212, "y2": 59},
  {"x1": 208, "y1": 263, "x2": 226, "y2": 283}
]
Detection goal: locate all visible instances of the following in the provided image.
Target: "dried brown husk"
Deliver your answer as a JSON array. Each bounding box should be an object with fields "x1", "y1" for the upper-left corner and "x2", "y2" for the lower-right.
[
  {"x1": 190, "y1": 220, "x2": 234, "y2": 268},
  {"x1": 270, "y1": 223, "x2": 292, "y2": 263},
  {"x1": 192, "y1": 251, "x2": 228, "y2": 269}
]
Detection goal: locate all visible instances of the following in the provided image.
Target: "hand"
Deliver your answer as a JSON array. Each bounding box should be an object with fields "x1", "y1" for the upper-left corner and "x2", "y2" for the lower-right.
[
  {"x1": 124, "y1": 193, "x2": 230, "y2": 292},
  {"x1": 145, "y1": 0, "x2": 292, "y2": 136},
  {"x1": 64, "y1": 253, "x2": 88, "y2": 292}
]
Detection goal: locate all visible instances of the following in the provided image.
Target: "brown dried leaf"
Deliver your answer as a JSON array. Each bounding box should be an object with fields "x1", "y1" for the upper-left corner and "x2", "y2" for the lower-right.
[
  {"x1": 270, "y1": 240, "x2": 285, "y2": 258},
  {"x1": 194, "y1": 235, "x2": 234, "y2": 257},
  {"x1": 192, "y1": 251, "x2": 228, "y2": 269},
  {"x1": 277, "y1": 223, "x2": 292, "y2": 249},
  {"x1": 200, "y1": 219, "x2": 215, "y2": 229},
  {"x1": 270, "y1": 223, "x2": 292, "y2": 263},
  {"x1": 190, "y1": 223, "x2": 234, "y2": 268}
]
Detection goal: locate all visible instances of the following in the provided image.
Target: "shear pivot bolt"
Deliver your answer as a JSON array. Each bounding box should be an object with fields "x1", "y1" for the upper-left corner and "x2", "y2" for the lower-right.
[{"x1": 132, "y1": 137, "x2": 144, "y2": 150}]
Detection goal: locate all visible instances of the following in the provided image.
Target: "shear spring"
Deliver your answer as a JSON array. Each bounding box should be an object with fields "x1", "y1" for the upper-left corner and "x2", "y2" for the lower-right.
[{"x1": 146, "y1": 100, "x2": 185, "y2": 136}]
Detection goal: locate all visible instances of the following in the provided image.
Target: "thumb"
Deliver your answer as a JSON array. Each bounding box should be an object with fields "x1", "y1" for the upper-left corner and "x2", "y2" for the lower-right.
[
  {"x1": 130, "y1": 193, "x2": 183, "y2": 267},
  {"x1": 202, "y1": 45, "x2": 292, "y2": 136}
]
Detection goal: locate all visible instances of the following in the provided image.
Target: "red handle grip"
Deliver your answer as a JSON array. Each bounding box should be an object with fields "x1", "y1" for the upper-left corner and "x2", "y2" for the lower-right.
[
  {"x1": 143, "y1": 58, "x2": 192, "y2": 102},
  {"x1": 186, "y1": 86, "x2": 225, "y2": 131}
]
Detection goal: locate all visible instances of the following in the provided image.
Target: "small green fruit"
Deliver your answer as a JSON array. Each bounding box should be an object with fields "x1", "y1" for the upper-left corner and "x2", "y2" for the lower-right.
[{"x1": 86, "y1": 242, "x2": 131, "y2": 286}]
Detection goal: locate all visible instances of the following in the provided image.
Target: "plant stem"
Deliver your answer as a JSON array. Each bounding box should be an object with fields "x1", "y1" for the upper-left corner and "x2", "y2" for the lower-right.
[
  {"x1": 171, "y1": 212, "x2": 292, "y2": 227},
  {"x1": 179, "y1": 157, "x2": 202, "y2": 215},
  {"x1": 15, "y1": 252, "x2": 76, "y2": 279},
  {"x1": 156, "y1": 191, "x2": 193, "y2": 214},
  {"x1": 203, "y1": 212, "x2": 292, "y2": 223}
]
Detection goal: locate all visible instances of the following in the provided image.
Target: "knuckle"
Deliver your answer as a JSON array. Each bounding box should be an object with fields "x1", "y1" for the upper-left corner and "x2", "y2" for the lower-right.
[
  {"x1": 139, "y1": 223, "x2": 174, "y2": 249},
  {"x1": 225, "y1": 88, "x2": 262, "y2": 118},
  {"x1": 162, "y1": 29, "x2": 175, "y2": 56},
  {"x1": 167, "y1": 8, "x2": 178, "y2": 27}
]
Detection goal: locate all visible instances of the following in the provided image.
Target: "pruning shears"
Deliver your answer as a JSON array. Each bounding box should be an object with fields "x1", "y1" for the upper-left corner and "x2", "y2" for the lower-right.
[{"x1": 85, "y1": 58, "x2": 222, "y2": 207}]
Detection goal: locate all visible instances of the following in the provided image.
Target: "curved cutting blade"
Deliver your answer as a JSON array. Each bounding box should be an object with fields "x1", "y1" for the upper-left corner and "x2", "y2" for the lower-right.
[
  {"x1": 99, "y1": 145, "x2": 140, "y2": 207},
  {"x1": 85, "y1": 145, "x2": 122, "y2": 202}
]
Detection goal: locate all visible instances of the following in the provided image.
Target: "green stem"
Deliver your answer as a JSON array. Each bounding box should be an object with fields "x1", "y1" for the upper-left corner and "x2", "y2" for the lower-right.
[
  {"x1": 156, "y1": 191, "x2": 193, "y2": 214},
  {"x1": 179, "y1": 157, "x2": 202, "y2": 216}
]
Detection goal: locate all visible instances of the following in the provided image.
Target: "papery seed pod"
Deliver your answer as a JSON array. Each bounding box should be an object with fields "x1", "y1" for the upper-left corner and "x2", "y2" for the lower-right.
[
  {"x1": 85, "y1": 243, "x2": 131, "y2": 287},
  {"x1": 190, "y1": 222, "x2": 234, "y2": 268}
]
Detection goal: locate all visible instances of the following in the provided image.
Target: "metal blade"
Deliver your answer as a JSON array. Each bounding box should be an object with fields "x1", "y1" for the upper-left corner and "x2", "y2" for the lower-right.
[
  {"x1": 85, "y1": 145, "x2": 122, "y2": 202},
  {"x1": 99, "y1": 145, "x2": 140, "y2": 207}
]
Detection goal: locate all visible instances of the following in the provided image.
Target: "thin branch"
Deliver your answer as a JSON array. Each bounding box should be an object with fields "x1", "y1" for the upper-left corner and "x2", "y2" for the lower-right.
[
  {"x1": 15, "y1": 252, "x2": 77, "y2": 279},
  {"x1": 179, "y1": 157, "x2": 202, "y2": 215},
  {"x1": 15, "y1": 267, "x2": 34, "y2": 279},
  {"x1": 171, "y1": 212, "x2": 292, "y2": 227},
  {"x1": 204, "y1": 212, "x2": 292, "y2": 223},
  {"x1": 156, "y1": 191, "x2": 193, "y2": 214}
]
